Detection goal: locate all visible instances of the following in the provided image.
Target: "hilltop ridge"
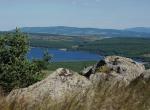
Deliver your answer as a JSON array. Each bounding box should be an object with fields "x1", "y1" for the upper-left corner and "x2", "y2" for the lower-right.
[
  {"x1": 126, "y1": 27, "x2": 150, "y2": 33},
  {"x1": 13, "y1": 26, "x2": 150, "y2": 37}
]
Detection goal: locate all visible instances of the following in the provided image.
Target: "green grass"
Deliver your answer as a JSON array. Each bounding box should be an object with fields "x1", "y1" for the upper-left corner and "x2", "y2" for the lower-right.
[{"x1": 47, "y1": 61, "x2": 97, "y2": 72}]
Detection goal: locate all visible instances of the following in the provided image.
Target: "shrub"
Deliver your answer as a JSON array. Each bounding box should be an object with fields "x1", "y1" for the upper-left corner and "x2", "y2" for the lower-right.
[{"x1": 0, "y1": 28, "x2": 41, "y2": 93}]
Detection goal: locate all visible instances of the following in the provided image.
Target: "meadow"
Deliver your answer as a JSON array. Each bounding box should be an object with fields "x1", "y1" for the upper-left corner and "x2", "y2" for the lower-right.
[{"x1": 47, "y1": 61, "x2": 96, "y2": 72}]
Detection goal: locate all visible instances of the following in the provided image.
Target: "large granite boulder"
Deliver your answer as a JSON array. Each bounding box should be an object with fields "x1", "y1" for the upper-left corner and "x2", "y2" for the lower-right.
[
  {"x1": 141, "y1": 69, "x2": 150, "y2": 80},
  {"x1": 5, "y1": 56, "x2": 148, "y2": 110},
  {"x1": 6, "y1": 68, "x2": 91, "y2": 108},
  {"x1": 81, "y1": 56, "x2": 145, "y2": 85}
]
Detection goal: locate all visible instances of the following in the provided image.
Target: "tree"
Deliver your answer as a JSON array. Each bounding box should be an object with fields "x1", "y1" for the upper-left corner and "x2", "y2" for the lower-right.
[
  {"x1": 43, "y1": 49, "x2": 52, "y2": 63},
  {"x1": 33, "y1": 49, "x2": 52, "y2": 70},
  {"x1": 0, "y1": 28, "x2": 41, "y2": 93}
]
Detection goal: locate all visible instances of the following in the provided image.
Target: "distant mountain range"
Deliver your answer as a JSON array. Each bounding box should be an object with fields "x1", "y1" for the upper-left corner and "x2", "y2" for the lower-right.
[
  {"x1": 125, "y1": 27, "x2": 150, "y2": 34},
  {"x1": 11, "y1": 26, "x2": 150, "y2": 37}
]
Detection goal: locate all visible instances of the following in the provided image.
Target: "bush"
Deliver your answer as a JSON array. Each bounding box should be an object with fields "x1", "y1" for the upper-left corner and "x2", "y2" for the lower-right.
[
  {"x1": 0, "y1": 28, "x2": 41, "y2": 93},
  {"x1": 33, "y1": 60, "x2": 48, "y2": 70}
]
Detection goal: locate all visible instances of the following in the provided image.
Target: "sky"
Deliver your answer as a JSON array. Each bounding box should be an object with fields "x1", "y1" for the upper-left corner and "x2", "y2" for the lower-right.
[{"x1": 0, "y1": 0, "x2": 150, "y2": 30}]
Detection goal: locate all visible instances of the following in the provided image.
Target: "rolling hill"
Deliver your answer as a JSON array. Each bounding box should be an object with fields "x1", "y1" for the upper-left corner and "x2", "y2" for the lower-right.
[
  {"x1": 18, "y1": 26, "x2": 150, "y2": 37},
  {"x1": 125, "y1": 27, "x2": 150, "y2": 34}
]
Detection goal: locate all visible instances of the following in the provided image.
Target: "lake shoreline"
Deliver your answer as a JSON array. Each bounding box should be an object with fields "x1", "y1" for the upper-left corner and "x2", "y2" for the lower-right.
[
  {"x1": 27, "y1": 47, "x2": 103, "y2": 62},
  {"x1": 29, "y1": 46, "x2": 147, "y2": 63}
]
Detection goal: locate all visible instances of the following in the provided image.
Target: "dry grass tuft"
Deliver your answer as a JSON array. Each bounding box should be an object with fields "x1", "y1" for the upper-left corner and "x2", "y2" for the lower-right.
[{"x1": 0, "y1": 75, "x2": 150, "y2": 110}]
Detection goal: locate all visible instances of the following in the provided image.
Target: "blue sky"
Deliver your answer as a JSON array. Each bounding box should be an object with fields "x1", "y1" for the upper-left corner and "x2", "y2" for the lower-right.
[{"x1": 0, "y1": 0, "x2": 150, "y2": 30}]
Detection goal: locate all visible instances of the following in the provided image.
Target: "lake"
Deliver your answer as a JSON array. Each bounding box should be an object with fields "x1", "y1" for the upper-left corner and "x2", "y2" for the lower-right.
[{"x1": 27, "y1": 47, "x2": 103, "y2": 62}]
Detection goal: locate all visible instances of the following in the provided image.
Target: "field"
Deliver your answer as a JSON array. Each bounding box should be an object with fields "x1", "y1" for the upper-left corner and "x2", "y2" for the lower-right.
[{"x1": 47, "y1": 61, "x2": 97, "y2": 72}]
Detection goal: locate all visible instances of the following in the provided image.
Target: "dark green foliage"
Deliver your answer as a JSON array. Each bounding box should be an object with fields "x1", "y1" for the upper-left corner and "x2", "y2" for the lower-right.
[
  {"x1": 43, "y1": 50, "x2": 52, "y2": 63},
  {"x1": 0, "y1": 29, "x2": 41, "y2": 93}
]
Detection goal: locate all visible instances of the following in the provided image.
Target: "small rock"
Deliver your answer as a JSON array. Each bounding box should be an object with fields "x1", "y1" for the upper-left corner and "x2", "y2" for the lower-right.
[{"x1": 80, "y1": 66, "x2": 93, "y2": 78}]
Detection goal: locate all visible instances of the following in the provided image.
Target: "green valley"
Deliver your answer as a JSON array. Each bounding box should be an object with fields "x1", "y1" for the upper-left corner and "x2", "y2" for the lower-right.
[{"x1": 29, "y1": 34, "x2": 150, "y2": 68}]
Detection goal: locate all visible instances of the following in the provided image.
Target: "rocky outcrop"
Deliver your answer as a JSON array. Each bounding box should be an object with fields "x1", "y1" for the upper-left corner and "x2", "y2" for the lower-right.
[
  {"x1": 6, "y1": 68, "x2": 91, "y2": 107},
  {"x1": 6, "y1": 56, "x2": 149, "y2": 109},
  {"x1": 142, "y1": 69, "x2": 150, "y2": 80},
  {"x1": 81, "y1": 56, "x2": 145, "y2": 85}
]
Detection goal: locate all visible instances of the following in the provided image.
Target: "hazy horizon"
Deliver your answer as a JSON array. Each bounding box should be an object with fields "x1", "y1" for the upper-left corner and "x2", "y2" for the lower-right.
[
  {"x1": 2, "y1": 26, "x2": 150, "y2": 32},
  {"x1": 0, "y1": 0, "x2": 150, "y2": 31}
]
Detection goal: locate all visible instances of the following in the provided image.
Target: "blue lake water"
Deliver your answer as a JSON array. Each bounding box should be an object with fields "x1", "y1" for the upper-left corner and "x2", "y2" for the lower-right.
[{"x1": 27, "y1": 47, "x2": 103, "y2": 62}]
